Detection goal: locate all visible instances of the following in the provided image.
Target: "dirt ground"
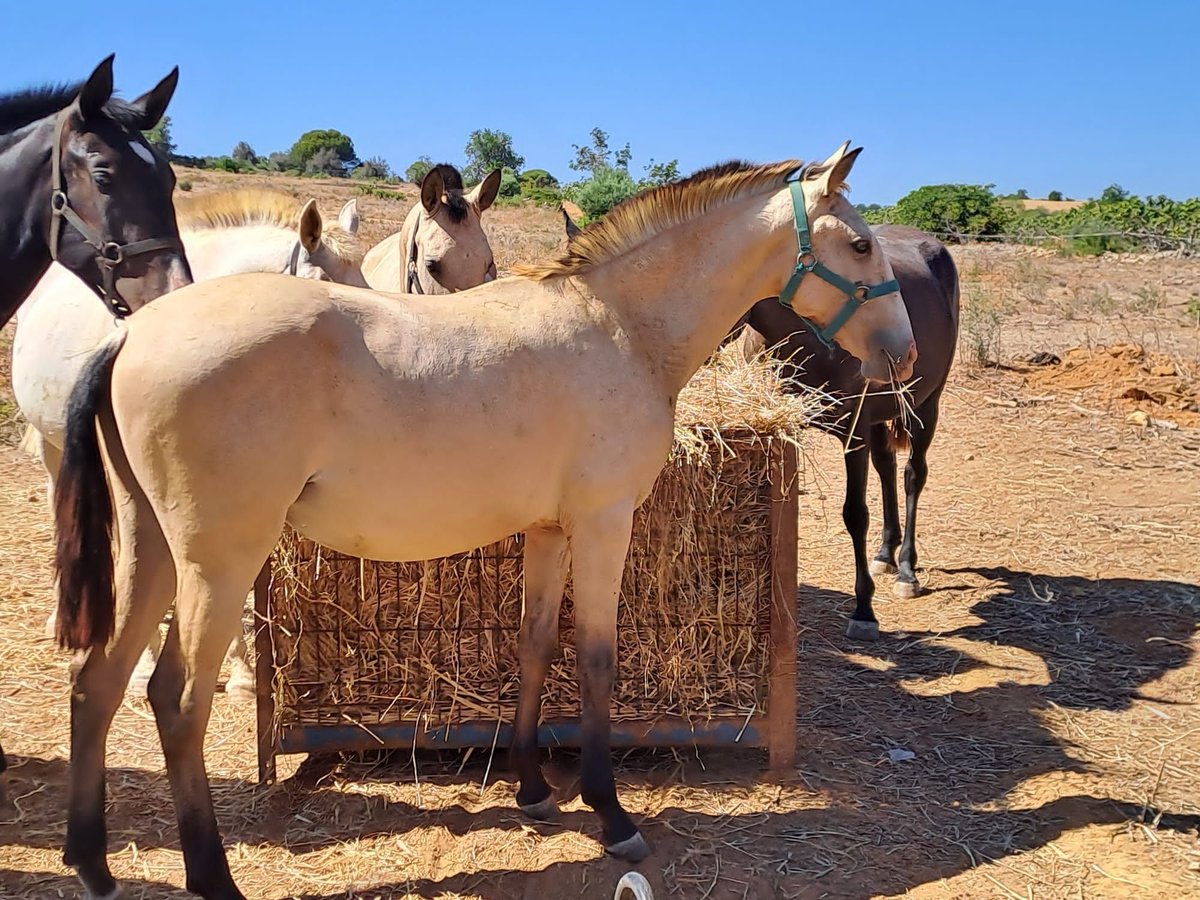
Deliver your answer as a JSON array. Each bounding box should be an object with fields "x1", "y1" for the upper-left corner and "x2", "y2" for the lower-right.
[{"x1": 0, "y1": 186, "x2": 1198, "y2": 898}]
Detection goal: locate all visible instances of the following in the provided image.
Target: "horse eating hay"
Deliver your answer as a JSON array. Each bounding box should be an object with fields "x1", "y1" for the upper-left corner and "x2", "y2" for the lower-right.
[{"x1": 53, "y1": 144, "x2": 916, "y2": 898}]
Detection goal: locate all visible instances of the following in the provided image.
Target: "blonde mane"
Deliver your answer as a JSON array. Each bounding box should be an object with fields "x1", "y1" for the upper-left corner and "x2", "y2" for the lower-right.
[
  {"x1": 175, "y1": 188, "x2": 363, "y2": 264},
  {"x1": 514, "y1": 159, "x2": 804, "y2": 281}
]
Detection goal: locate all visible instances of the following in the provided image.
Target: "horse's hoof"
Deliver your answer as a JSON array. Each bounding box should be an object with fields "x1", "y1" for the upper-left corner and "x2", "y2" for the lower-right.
[
  {"x1": 615, "y1": 871, "x2": 654, "y2": 900},
  {"x1": 845, "y1": 619, "x2": 880, "y2": 641},
  {"x1": 519, "y1": 795, "x2": 560, "y2": 822},
  {"x1": 869, "y1": 559, "x2": 897, "y2": 576},
  {"x1": 605, "y1": 831, "x2": 651, "y2": 862},
  {"x1": 83, "y1": 883, "x2": 123, "y2": 900},
  {"x1": 893, "y1": 579, "x2": 921, "y2": 600}
]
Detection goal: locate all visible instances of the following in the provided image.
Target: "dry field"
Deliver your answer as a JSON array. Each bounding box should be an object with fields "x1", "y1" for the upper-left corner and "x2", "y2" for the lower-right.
[{"x1": 1, "y1": 172, "x2": 1198, "y2": 899}]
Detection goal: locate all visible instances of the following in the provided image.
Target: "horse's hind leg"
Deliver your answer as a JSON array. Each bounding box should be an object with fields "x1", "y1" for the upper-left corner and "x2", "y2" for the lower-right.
[
  {"x1": 510, "y1": 526, "x2": 569, "y2": 820},
  {"x1": 868, "y1": 424, "x2": 901, "y2": 577},
  {"x1": 65, "y1": 482, "x2": 175, "y2": 899},
  {"x1": 148, "y1": 564, "x2": 253, "y2": 900},
  {"x1": 842, "y1": 441, "x2": 880, "y2": 640},
  {"x1": 895, "y1": 390, "x2": 943, "y2": 600}
]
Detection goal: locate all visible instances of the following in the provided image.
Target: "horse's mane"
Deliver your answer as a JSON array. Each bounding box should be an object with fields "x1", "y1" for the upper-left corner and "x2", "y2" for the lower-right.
[
  {"x1": 514, "y1": 159, "x2": 804, "y2": 282},
  {"x1": 176, "y1": 189, "x2": 362, "y2": 264},
  {"x1": 0, "y1": 81, "x2": 145, "y2": 135}
]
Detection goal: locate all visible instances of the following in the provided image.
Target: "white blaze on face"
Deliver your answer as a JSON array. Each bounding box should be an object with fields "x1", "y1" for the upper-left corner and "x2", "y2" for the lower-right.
[{"x1": 129, "y1": 140, "x2": 157, "y2": 166}]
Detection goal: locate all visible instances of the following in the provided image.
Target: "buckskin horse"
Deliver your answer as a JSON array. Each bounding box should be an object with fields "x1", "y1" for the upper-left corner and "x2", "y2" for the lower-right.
[{"x1": 52, "y1": 144, "x2": 916, "y2": 898}]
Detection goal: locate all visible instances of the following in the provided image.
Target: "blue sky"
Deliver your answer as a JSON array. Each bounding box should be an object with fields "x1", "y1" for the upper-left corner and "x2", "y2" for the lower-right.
[{"x1": 5, "y1": 1, "x2": 1197, "y2": 203}]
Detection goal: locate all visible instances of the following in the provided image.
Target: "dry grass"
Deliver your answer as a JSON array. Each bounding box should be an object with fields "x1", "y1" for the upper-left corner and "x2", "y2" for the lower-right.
[{"x1": 1, "y1": 175, "x2": 1198, "y2": 899}]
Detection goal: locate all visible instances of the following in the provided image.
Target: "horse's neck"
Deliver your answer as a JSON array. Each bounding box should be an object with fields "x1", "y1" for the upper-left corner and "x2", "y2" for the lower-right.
[
  {"x1": 181, "y1": 226, "x2": 291, "y2": 280},
  {"x1": 0, "y1": 121, "x2": 53, "y2": 324},
  {"x1": 580, "y1": 191, "x2": 791, "y2": 397}
]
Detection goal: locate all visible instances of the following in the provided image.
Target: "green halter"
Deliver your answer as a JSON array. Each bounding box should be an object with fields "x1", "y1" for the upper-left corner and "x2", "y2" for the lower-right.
[{"x1": 776, "y1": 171, "x2": 900, "y2": 350}]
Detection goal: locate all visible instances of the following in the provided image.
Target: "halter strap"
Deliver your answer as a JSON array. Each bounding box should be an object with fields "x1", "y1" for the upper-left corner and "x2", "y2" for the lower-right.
[
  {"x1": 776, "y1": 173, "x2": 900, "y2": 350},
  {"x1": 404, "y1": 212, "x2": 424, "y2": 295},
  {"x1": 47, "y1": 107, "x2": 181, "y2": 318}
]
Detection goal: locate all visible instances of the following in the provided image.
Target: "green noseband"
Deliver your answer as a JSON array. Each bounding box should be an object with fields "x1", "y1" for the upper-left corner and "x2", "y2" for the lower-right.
[{"x1": 776, "y1": 171, "x2": 900, "y2": 350}]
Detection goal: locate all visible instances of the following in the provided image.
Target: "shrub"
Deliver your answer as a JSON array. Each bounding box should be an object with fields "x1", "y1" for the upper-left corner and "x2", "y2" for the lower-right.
[
  {"x1": 352, "y1": 156, "x2": 391, "y2": 180},
  {"x1": 521, "y1": 185, "x2": 562, "y2": 207},
  {"x1": 178, "y1": 180, "x2": 192, "y2": 192},
  {"x1": 519, "y1": 168, "x2": 558, "y2": 189},
  {"x1": 892, "y1": 184, "x2": 1009, "y2": 240},
  {"x1": 1047, "y1": 190, "x2": 1064, "y2": 202},
  {"x1": 568, "y1": 166, "x2": 640, "y2": 221},
  {"x1": 498, "y1": 167, "x2": 521, "y2": 198},
  {"x1": 405, "y1": 156, "x2": 433, "y2": 184}
]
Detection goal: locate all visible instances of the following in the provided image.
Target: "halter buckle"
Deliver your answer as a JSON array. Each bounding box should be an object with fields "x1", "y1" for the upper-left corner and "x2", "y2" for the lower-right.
[
  {"x1": 100, "y1": 242, "x2": 124, "y2": 265},
  {"x1": 853, "y1": 285, "x2": 870, "y2": 301},
  {"x1": 51, "y1": 191, "x2": 68, "y2": 214},
  {"x1": 797, "y1": 251, "x2": 816, "y2": 270}
]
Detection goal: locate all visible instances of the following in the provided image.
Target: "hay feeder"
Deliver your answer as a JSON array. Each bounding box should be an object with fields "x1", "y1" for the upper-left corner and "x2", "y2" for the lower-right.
[{"x1": 255, "y1": 355, "x2": 807, "y2": 780}]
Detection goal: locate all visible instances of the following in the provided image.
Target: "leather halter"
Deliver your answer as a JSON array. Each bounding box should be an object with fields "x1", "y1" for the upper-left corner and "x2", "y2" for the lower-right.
[
  {"x1": 404, "y1": 212, "x2": 424, "y2": 295},
  {"x1": 48, "y1": 108, "x2": 181, "y2": 317}
]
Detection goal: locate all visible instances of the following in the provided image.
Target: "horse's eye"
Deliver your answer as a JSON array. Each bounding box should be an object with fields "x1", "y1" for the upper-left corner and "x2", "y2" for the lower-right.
[
  {"x1": 851, "y1": 239, "x2": 871, "y2": 255},
  {"x1": 425, "y1": 259, "x2": 441, "y2": 274},
  {"x1": 93, "y1": 170, "x2": 113, "y2": 189}
]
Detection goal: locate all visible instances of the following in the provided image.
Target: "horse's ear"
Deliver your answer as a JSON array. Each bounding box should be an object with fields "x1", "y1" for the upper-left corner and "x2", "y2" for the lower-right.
[
  {"x1": 299, "y1": 199, "x2": 323, "y2": 252},
  {"x1": 421, "y1": 167, "x2": 444, "y2": 215},
  {"x1": 128, "y1": 66, "x2": 180, "y2": 132},
  {"x1": 806, "y1": 141, "x2": 861, "y2": 197},
  {"x1": 561, "y1": 205, "x2": 582, "y2": 241},
  {"x1": 338, "y1": 199, "x2": 360, "y2": 235},
  {"x1": 467, "y1": 168, "x2": 502, "y2": 213},
  {"x1": 76, "y1": 54, "x2": 116, "y2": 121}
]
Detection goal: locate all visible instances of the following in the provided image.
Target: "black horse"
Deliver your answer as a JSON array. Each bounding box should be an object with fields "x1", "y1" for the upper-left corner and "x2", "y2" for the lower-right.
[
  {"x1": 737, "y1": 225, "x2": 960, "y2": 638},
  {"x1": 0, "y1": 54, "x2": 189, "y2": 800}
]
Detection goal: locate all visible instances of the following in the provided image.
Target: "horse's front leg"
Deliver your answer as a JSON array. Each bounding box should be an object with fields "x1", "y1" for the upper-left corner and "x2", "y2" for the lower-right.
[
  {"x1": 567, "y1": 502, "x2": 649, "y2": 860},
  {"x1": 511, "y1": 526, "x2": 569, "y2": 819},
  {"x1": 842, "y1": 442, "x2": 879, "y2": 640}
]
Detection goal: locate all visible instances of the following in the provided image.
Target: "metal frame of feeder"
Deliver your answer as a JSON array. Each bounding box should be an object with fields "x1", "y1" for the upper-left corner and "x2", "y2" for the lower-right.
[{"x1": 254, "y1": 442, "x2": 798, "y2": 783}]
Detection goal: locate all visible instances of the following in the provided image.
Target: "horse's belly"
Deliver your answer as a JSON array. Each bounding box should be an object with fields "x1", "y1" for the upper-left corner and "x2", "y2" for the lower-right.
[{"x1": 284, "y1": 448, "x2": 563, "y2": 562}]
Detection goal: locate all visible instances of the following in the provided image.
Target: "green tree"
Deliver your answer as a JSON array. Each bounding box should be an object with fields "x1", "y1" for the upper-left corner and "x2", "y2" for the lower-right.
[
  {"x1": 143, "y1": 115, "x2": 175, "y2": 158},
  {"x1": 498, "y1": 167, "x2": 521, "y2": 198},
  {"x1": 1101, "y1": 183, "x2": 1130, "y2": 203},
  {"x1": 570, "y1": 127, "x2": 631, "y2": 175},
  {"x1": 305, "y1": 146, "x2": 344, "y2": 177},
  {"x1": 1013, "y1": 188, "x2": 1029, "y2": 200},
  {"x1": 641, "y1": 158, "x2": 680, "y2": 188},
  {"x1": 1047, "y1": 190, "x2": 1064, "y2": 202},
  {"x1": 568, "y1": 166, "x2": 639, "y2": 220},
  {"x1": 463, "y1": 129, "x2": 524, "y2": 184},
  {"x1": 232, "y1": 141, "x2": 257, "y2": 163},
  {"x1": 519, "y1": 168, "x2": 558, "y2": 189},
  {"x1": 892, "y1": 184, "x2": 1008, "y2": 240},
  {"x1": 289, "y1": 129, "x2": 357, "y2": 173},
  {"x1": 405, "y1": 156, "x2": 434, "y2": 184}
]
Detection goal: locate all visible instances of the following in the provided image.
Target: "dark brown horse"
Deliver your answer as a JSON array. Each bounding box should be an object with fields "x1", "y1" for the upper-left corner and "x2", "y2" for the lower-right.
[
  {"x1": 0, "y1": 54, "x2": 190, "y2": 326},
  {"x1": 0, "y1": 54, "x2": 189, "y2": 802},
  {"x1": 736, "y1": 224, "x2": 959, "y2": 638}
]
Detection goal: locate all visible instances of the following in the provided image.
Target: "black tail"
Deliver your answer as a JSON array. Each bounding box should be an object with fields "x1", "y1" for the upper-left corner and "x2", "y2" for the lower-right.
[
  {"x1": 885, "y1": 419, "x2": 911, "y2": 451},
  {"x1": 54, "y1": 332, "x2": 126, "y2": 651}
]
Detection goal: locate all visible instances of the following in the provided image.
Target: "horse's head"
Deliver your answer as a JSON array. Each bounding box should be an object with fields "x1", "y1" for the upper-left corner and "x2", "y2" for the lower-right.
[
  {"x1": 406, "y1": 164, "x2": 499, "y2": 293},
  {"x1": 293, "y1": 198, "x2": 367, "y2": 286},
  {"x1": 776, "y1": 142, "x2": 916, "y2": 384},
  {"x1": 50, "y1": 55, "x2": 190, "y2": 313}
]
